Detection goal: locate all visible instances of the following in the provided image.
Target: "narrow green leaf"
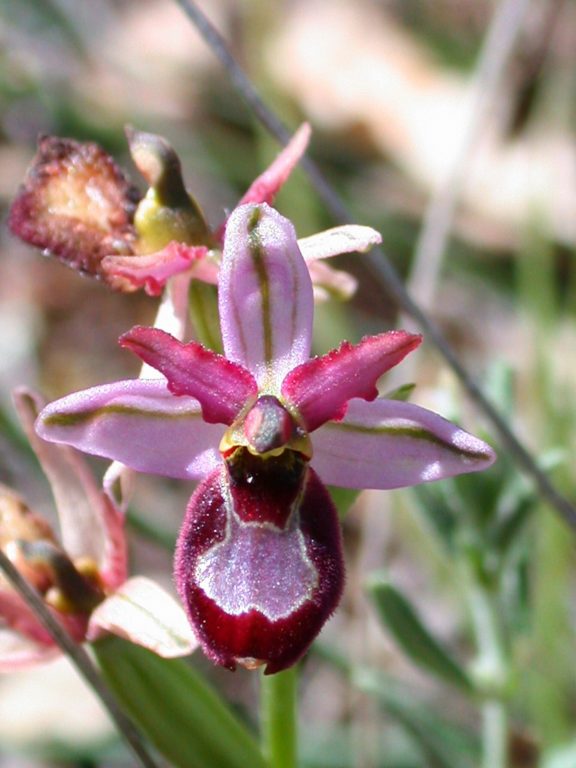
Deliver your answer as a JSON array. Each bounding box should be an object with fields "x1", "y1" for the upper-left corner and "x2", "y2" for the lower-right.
[
  {"x1": 381, "y1": 382, "x2": 416, "y2": 401},
  {"x1": 94, "y1": 636, "x2": 268, "y2": 768},
  {"x1": 327, "y1": 486, "x2": 360, "y2": 519},
  {"x1": 188, "y1": 281, "x2": 223, "y2": 353},
  {"x1": 411, "y1": 483, "x2": 457, "y2": 552},
  {"x1": 353, "y1": 667, "x2": 479, "y2": 768},
  {"x1": 314, "y1": 645, "x2": 479, "y2": 768},
  {"x1": 367, "y1": 574, "x2": 473, "y2": 693}
]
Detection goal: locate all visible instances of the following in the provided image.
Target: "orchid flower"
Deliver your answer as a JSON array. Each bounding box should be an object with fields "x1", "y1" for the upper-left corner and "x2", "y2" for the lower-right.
[
  {"x1": 0, "y1": 389, "x2": 197, "y2": 671},
  {"x1": 101, "y1": 124, "x2": 379, "y2": 302},
  {"x1": 36, "y1": 203, "x2": 495, "y2": 674},
  {"x1": 9, "y1": 125, "x2": 379, "y2": 306}
]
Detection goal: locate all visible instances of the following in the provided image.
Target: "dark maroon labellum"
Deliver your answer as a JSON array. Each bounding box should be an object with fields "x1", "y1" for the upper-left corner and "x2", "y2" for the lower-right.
[{"x1": 174, "y1": 449, "x2": 344, "y2": 674}]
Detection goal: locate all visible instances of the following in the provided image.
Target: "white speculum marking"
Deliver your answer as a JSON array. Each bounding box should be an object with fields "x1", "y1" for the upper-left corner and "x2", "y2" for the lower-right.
[{"x1": 194, "y1": 488, "x2": 318, "y2": 621}]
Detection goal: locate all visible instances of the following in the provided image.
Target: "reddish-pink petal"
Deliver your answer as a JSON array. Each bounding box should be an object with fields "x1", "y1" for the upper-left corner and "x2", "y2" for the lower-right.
[
  {"x1": 120, "y1": 326, "x2": 257, "y2": 425},
  {"x1": 237, "y1": 124, "x2": 311, "y2": 208},
  {"x1": 102, "y1": 242, "x2": 217, "y2": 296},
  {"x1": 282, "y1": 331, "x2": 422, "y2": 432},
  {"x1": 215, "y1": 126, "x2": 310, "y2": 243}
]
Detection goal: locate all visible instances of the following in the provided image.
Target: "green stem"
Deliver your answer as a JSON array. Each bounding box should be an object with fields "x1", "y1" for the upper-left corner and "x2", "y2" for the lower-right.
[
  {"x1": 260, "y1": 667, "x2": 298, "y2": 768},
  {"x1": 481, "y1": 700, "x2": 508, "y2": 768},
  {"x1": 464, "y1": 569, "x2": 509, "y2": 768}
]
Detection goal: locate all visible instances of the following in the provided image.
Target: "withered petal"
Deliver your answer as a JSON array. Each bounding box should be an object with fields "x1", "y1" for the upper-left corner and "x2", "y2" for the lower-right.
[{"x1": 9, "y1": 136, "x2": 140, "y2": 281}]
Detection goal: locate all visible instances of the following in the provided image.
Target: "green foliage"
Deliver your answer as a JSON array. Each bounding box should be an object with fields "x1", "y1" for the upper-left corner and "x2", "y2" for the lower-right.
[
  {"x1": 353, "y1": 667, "x2": 479, "y2": 768},
  {"x1": 94, "y1": 636, "x2": 267, "y2": 768},
  {"x1": 316, "y1": 645, "x2": 479, "y2": 768},
  {"x1": 367, "y1": 574, "x2": 473, "y2": 693}
]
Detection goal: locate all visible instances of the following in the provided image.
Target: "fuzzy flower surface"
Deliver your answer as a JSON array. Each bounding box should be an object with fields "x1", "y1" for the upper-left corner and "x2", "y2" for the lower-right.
[
  {"x1": 37, "y1": 203, "x2": 495, "y2": 673},
  {"x1": 0, "y1": 390, "x2": 197, "y2": 670}
]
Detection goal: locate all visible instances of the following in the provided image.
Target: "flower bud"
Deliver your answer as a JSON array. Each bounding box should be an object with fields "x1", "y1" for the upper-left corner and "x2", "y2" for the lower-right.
[{"x1": 126, "y1": 127, "x2": 214, "y2": 251}]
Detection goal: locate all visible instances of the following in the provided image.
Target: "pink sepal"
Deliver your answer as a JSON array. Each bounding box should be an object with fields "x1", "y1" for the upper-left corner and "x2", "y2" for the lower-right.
[
  {"x1": 98, "y1": 491, "x2": 128, "y2": 590},
  {"x1": 219, "y1": 204, "x2": 314, "y2": 391},
  {"x1": 102, "y1": 242, "x2": 218, "y2": 296},
  {"x1": 121, "y1": 327, "x2": 257, "y2": 425},
  {"x1": 282, "y1": 331, "x2": 422, "y2": 432},
  {"x1": 0, "y1": 589, "x2": 87, "y2": 649},
  {"x1": 306, "y1": 260, "x2": 358, "y2": 302},
  {"x1": 311, "y1": 398, "x2": 496, "y2": 490},
  {"x1": 36, "y1": 379, "x2": 223, "y2": 480},
  {"x1": 88, "y1": 576, "x2": 198, "y2": 658}
]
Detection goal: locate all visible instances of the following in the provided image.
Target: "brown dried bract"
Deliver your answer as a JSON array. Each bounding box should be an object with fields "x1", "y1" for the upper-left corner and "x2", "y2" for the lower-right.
[
  {"x1": 0, "y1": 486, "x2": 57, "y2": 547},
  {"x1": 0, "y1": 485, "x2": 58, "y2": 591},
  {"x1": 8, "y1": 136, "x2": 141, "y2": 281}
]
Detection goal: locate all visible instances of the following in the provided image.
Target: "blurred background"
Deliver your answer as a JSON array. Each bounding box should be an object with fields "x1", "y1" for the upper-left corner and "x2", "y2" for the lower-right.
[{"x1": 0, "y1": 0, "x2": 575, "y2": 766}]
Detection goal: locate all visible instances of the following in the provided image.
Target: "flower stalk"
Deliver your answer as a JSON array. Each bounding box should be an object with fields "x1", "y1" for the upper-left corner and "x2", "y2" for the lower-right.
[
  {"x1": 260, "y1": 666, "x2": 298, "y2": 768},
  {"x1": 463, "y1": 561, "x2": 510, "y2": 768}
]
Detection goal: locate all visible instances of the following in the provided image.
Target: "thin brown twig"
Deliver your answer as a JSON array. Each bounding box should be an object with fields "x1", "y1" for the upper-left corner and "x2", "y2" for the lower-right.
[
  {"x1": 0, "y1": 548, "x2": 162, "y2": 768},
  {"x1": 172, "y1": 0, "x2": 576, "y2": 531}
]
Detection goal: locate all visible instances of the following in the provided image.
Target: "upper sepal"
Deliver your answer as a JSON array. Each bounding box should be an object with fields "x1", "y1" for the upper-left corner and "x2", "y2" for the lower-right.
[{"x1": 219, "y1": 204, "x2": 314, "y2": 393}]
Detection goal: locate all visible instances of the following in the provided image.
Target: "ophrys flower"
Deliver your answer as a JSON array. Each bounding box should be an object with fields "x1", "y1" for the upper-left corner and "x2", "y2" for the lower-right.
[{"x1": 36, "y1": 203, "x2": 495, "y2": 673}]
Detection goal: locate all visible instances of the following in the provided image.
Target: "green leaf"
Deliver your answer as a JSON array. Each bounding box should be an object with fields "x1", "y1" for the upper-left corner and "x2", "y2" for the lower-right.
[
  {"x1": 410, "y1": 483, "x2": 457, "y2": 552},
  {"x1": 94, "y1": 635, "x2": 268, "y2": 768},
  {"x1": 314, "y1": 645, "x2": 479, "y2": 768},
  {"x1": 327, "y1": 486, "x2": 360, "y2": 519},
  {"x1": 352, "y1": 667, "x2": 479, "y2": 768},
  {"x1": 381, "y1": 382, "x2": 416, "y2": 402},
  {"x1": 367, "y1": 574, "x2": 473, "y2": 693},
  {"x1": 188, "y1": 281, "x2": 223, "y2": 353}
]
